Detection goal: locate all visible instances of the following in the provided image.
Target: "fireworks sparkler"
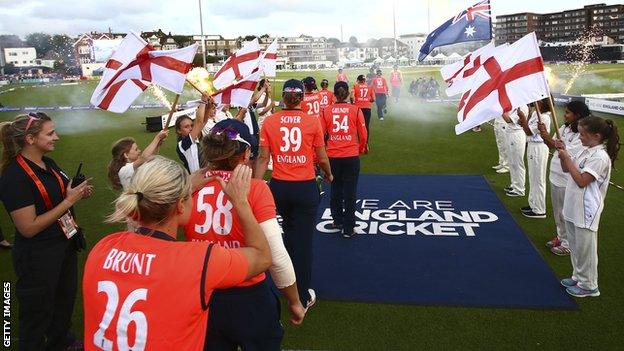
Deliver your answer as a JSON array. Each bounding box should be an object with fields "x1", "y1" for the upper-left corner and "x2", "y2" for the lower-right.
[
  {"x1": 186, "y1": 67, "x2": 217, "y2": 95},
  {"x1": 563, "y1": 28, "x2": 597, "y2": 94},
  {"x1": 149, "y1": 85, "x2": 172, "y2": 109}
]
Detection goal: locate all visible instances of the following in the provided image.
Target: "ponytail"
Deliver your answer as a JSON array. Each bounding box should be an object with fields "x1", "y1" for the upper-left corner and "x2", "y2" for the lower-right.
[
  {"x1": 604, "y1": 119, "x2": 620, "y2": 167},
  {"x1": 335, "y1": 86, "x2": 350, "y2": 102},
  {"x1": 0, "y1": 122, "x2": 17, "y2": 173},
  {"x1": 579, "y1": 116, "x2": 620, "y2": 167},
  {"x1": 108, "y1": 138, "x2": 135, "y2": 190}
]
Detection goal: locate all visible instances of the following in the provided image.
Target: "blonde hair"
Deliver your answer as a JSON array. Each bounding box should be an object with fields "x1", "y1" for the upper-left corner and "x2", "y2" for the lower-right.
[
  {"x1": 0, "y1": 112, "x2": 52, "y2": 172},
  {"x1": 106, "y1": 156, "x2": 191, "y2": 225}
]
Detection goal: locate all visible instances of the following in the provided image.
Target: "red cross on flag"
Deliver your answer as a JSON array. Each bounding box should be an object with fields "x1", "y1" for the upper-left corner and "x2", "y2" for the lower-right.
[
  {"x1": 90, "y1": 31, "x2": 197, "y2": 113},
  {"x1": 455, "y1": 32, "x2": 549, "y2": 135},
  {"x1": 442, "y1": 42, "x2": 508, "y2": 96},
  {"x1": 212, "y1": 70, "x2": 262, "y2": 107},
  {"x1": 257, "y1": 39, "x2": 279, "y2": 77},
  {"x1": 213, "y1": 38, "x2": 261, "y2": 89}
]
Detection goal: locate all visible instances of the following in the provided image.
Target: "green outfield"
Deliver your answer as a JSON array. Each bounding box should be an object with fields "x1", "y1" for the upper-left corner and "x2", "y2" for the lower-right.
[{"x1": 1, "y1": 64, "x2": 623, "y2": 350}]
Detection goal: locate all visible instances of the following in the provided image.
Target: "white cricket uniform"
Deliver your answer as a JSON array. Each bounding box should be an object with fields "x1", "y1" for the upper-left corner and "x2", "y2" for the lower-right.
[
  {"x1": 562, "y1": 144, "x2": 611, "y2": 291},
  {"x1": 548, "y1": 125, "x2": 583, "y2": 249},
  {"x1": 493, "y1": 116, "x2": 508, "y2": 168},
  {"x1": 505, "y1": 105, "x2": 529, "y2": 195},
  {"x1": 526, "y1": 111, "x2": 550, "y2": 214},
  {"x1": 255, "y1": 91, "x2": 273, "y2": 129},
  {"x1": 118, "y1": 162, "x2": 138, "y2": 231}
]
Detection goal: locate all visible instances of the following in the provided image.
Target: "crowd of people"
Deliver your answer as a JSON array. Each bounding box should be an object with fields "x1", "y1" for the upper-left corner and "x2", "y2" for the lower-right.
[
  {"x1": 490, "y1": 99, "x2": 620, "y2": 297},
  {"x1": 0, "y1": 72, "x2": 369, "y2": 350},
  {"x1": 0, "y1": 68, "x2": 620, "y2": 350},
  {"x1": 409, "y1": 77, "x2": 441, "y2": 99}
]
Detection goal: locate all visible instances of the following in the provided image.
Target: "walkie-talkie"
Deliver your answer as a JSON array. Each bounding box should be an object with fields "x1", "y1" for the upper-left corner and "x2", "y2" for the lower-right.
[{"x1": 72, "y1": 162, "x2": 86, "y2": 186}]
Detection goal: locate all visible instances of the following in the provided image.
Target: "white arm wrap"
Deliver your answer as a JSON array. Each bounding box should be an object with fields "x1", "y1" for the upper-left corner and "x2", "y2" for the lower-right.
[{"x1": 260, "y1": 218, "x2": 296, "y2": 289}]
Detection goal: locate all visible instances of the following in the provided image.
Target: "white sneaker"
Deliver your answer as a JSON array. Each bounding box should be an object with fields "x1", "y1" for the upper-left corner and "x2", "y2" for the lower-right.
[
  {"x1": 496, "y1": 167, "x2": 509, "y2": 174},
  {"x1": 492, "y1": 164, "x2": 504, "y2": 170},
  {"x1": 305, "y1": 289, "x2": 317, "y2": 311}
]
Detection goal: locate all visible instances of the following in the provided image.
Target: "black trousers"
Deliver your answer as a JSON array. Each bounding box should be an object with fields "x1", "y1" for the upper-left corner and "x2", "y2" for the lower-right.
[
  {"x1": 269, "y1": 179, "x2": 319, "y2": 304},
  {"x1": 375, "y1": 93, "x2": 387, "y2": 119},
  {"x1": 12, "y1": 238, "x2": 77, "y2": 351},
  {"x1": 205, "y1": 280, "x2": 284, "y2": 351},
  {"x1": 329, "y1": 157, "x2": 361, "y2": 233},
  {"x1": 361, "y1": 108, "x2": 371, "y2": 144}
]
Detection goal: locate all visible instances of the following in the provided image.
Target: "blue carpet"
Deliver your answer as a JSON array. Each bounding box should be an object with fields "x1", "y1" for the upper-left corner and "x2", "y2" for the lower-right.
[{"x1": 312, "y1": 175, "x2": 577, "y2": 309}]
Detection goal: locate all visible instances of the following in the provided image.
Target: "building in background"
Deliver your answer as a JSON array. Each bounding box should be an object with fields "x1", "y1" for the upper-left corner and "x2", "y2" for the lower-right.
[
  {"x1": 276, "y1": 35, "x2": 337, "y2": 69},
  {"x1": 399, "y1": 34, "x2": 427, "y2": 60},
  {"x1": 73, "y1": 31, "x2": 124, "y2": 65},
  {"x1": 495, "y1": 3, "x2": 624, "y2": 45},
  {"x1": 3, "y1": 47, "x2": 36, "y2": 67}
]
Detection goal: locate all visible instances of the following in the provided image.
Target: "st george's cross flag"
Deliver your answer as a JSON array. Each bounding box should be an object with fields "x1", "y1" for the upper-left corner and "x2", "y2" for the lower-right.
[
  {"x1": 455, "y1": 32, "x2": 549, "y2": 134},
  {"x1": 419, "y1": 0, "x2": 492, "y2": 61},
  {"x1": 442, "y1": 42, "x2": 509, "y2": 96},
  {"x1": 257, "y1": 39, "x2": 279, "y2": 77},
  {"x1": 90, "y1": 31, "x2": 197, "y2": 113},
  {"x1": 212, "y1": 70, "x2": 262, "y2": 107},
  {"x1": 213, "y1": 38, "x2": 261, "y2": 89}
]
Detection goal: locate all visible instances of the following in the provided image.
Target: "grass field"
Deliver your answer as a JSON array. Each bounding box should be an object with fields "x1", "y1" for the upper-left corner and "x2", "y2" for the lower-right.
[{"x1": 1, "y1": 64, "x2": 623, "y2": 350}]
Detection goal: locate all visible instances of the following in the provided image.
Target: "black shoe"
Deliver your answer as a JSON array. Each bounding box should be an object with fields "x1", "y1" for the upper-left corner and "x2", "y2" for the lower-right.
[
  {"x1": 504, "y1": 186, "x2": 513, "y2": 192},
  {"x1": 342, "y1": 229, "x2": 356, "y2": 238},
  {"x1": 522, "y1": 210, "x2": 546, "y2": 219},
  {"x1": 505, "y1": 190, "x2": 523, "y2": 197},
  {"x1": 520, "y1": 206, "x2": 532, "y2": 213}
]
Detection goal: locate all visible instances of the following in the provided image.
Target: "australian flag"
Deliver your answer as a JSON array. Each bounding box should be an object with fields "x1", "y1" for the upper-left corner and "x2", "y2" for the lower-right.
[{"x1": 418, "y1": 0, "x2": 492, "y2": 61}]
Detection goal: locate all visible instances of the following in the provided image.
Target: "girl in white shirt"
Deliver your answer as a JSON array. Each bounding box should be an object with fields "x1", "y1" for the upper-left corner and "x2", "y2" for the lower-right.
[
  {"x1": 538, "y1": 101, "x2": 590, "y2": 255},
  {"x1": 556, "y1": 116, "x2": 620, "y2": 298},
  {"x1": 517, "y1": 98, "x2": 551, "y2": 218},
  {"x1": 501, "y1": 105, "x2": 529, "y2": 197}
]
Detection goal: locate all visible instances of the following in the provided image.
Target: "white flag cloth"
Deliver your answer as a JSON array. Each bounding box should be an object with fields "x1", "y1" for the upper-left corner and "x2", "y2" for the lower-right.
[
  {"x1": 455, "y1": 32, "x2": 549, "y2": 135},
  {"x1": 258, "y1": 39, "x2": 278, "y2": 77},
  {"x1": 443, "y1": 42, "x2": 509, "y2": 96},
  {"x1": 212, "y1": 71, "x2": 262, "y2": 108},
  {"x1": 90, "y1": 31, "x2": 197, "y2": 113},
  {"x1": 213, "y1": 38, "x2": 260, "y2": 89}
]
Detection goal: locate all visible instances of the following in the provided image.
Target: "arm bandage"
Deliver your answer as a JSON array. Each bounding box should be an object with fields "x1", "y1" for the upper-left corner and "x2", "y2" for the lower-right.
[{"x1": 260, "y1": 218, "x2": 296, "y2": 289}]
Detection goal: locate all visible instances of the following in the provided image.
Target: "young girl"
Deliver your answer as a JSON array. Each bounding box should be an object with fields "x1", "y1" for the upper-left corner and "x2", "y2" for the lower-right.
[
  {"x1": 557, "y1": 116, "x2": 619, "y2": 297},
  {"x1": 175, "y1": 94, "x2": 213, "y2": 173},
  {"x1": 517, "y1": 98, "x2": 551, "y2": 218},
  {"x1": 108, "y1": 129, "x2": 168, "y2": 191},
  {"x1": 501, "y1": 105, "x2": 529, "y2": 197},
  {"x1": 539, "y1": 101, "x2": 590, "y2": 255}
]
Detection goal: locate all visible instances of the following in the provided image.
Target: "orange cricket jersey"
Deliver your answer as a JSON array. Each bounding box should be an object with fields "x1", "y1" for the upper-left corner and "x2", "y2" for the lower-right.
[
  {"x1": 301, "y1": 92, "x2": 322, "y2": 117},
  {"x1": 259, "y1": 109, "x2": 324, "y2": 181},
  {"x1": 336, "y1": 73, "x2": 348, "y2": 82},
  {"x1": 372, "y1": 77, "x2": 388, "y2": 94},
  {"x1": 320, "y1": 103, "x2": 368, "y2": 158},
  {"x1": 318, "y1": 89, "x2": 335, "y2": 109},
  {"x1": 184, "y1": 170, "x2": 276, "y2": 286},
  {"x1": 83, "y1": 232, "x2": 248, "y2": 351},
  {"x1": 353, "y1": 83, "x2": 374, "y2": 109},
  {"x1": 390, "y1": 71, "x2": 402, "y2": 86}
]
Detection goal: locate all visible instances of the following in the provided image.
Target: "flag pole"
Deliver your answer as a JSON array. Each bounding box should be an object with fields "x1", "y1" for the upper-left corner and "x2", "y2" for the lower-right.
[
  {"x1": 546, "y1": 95, "x2": 561, "y2": 139},
  {"x1": 186, "y1": 78, "x2": 206, "y2": 94},
  {"x1": 533, "y1": 102, "x2": 543, "y2": 123},
  {"x1": 162, "y1": 94, "x2": 181, "y2": 130}
]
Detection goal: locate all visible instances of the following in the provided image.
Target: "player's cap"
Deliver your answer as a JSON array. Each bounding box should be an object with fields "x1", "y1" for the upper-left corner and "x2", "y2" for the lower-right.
[
  {"x1": 334, "y1": 81, "x2": 349, "y2": 94},
  {"x1": 302, "y1": 76, "x2": 317, "y2": 89},
  {"x1": 282, "y1": 79, "x2": 304, "y2": 94},
  {"x1": 356, "y1": 74, "x2": 365, "y2": 82},
  {"x1": 338, "y1": 67, "x2": 343, "y2": 71},
  {"x1": 210, "y1": 119, "x2": 257, "y2": 156}
]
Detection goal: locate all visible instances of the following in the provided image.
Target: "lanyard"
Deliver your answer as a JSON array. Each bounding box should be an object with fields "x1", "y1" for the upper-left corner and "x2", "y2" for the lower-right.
[{"x1": 16, "y1": 154, "x2": 66, "y2": 211}]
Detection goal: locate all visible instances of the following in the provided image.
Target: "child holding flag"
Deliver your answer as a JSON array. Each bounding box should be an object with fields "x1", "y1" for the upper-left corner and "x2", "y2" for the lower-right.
[{"x1": 556, "y1": 116, "x2": 620, "y2": 297}]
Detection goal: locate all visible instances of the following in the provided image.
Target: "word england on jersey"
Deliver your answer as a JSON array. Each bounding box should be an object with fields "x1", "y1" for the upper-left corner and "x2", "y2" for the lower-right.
[{"x1": 312, "y1": 175, "x2": 577, "y2": 309}]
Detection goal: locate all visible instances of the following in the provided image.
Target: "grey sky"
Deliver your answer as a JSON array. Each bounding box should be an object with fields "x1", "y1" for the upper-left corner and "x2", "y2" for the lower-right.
[{"x1": 0, "y1": 1, "x2": 620, "y2": 40}]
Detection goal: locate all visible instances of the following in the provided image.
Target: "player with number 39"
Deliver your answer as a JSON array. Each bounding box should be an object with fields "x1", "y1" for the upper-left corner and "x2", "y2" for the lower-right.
[{"x1": 255, "y1": 79, "x2": 333, "y2": 311}]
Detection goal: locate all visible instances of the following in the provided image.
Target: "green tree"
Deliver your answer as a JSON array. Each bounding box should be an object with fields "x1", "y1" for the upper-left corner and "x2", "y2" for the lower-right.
[{"x1": 25, "y1": 33, "x2": 53, "y2": 58}]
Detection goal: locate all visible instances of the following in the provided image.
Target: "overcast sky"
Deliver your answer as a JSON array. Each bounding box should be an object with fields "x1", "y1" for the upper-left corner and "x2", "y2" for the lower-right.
[{"x1": 0, "y1": 1, "x2": 620, "y2": 40}]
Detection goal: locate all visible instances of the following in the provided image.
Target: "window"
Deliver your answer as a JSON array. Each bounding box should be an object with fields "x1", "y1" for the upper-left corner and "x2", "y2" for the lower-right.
[{"x1": 217, "y1": 40, "x2": 225, "y2": 45}]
